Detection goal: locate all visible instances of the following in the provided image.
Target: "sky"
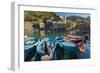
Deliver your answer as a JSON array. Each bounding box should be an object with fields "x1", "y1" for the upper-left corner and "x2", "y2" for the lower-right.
[{"x1": 55, "y1": 12, "x2": 90, "y2": 18}]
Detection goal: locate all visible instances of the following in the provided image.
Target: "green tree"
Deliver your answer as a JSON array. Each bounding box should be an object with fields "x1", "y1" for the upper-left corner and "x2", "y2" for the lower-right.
[{"x1": 24, "y1": 11, "x2": 60, "y2": 22}]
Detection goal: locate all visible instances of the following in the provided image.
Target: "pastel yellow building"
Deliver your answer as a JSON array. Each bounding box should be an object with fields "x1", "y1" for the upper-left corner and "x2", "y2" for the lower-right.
[{"x1": 39, "y1": 19, "x2": 45, "y2": 38}]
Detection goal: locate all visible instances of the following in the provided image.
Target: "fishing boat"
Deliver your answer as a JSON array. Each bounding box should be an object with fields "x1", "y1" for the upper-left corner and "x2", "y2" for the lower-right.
[{"x1": 24, "y1": 36, "x2": 90, "y2": 61}]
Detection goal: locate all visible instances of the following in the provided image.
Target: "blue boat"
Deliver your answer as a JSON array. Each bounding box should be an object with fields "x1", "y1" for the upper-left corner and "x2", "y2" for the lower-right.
[
  {"x1": 36, "y1": 37, "x2": 57, "y2": 56},
  {"x1": 56, "y1": 37, "x2": 77, "y2": 52},
  {"x1": 56, "y1": 37, "x2": 90, "y2": 59}
]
